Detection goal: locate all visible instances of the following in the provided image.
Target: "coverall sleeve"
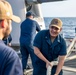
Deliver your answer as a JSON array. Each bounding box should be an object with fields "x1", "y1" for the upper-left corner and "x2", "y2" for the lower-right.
[
  {"x1": 59, "y1": 39, "x2": 67, "y2": 55},
  {"x1": 35, "y1": 21, "x2": 41, "y2": 32}
]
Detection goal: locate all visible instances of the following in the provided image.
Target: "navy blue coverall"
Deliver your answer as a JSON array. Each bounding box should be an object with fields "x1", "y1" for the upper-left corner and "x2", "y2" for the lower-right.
[
  {"x1": 33, "y1": 30, "x2": 67, "y2": 75},
  {"x1": 20, "y1": 18, "x2": 41, "y2": 70},
  {"x1": 0, "y1": 40, "x2": 23, "y2": 75}
]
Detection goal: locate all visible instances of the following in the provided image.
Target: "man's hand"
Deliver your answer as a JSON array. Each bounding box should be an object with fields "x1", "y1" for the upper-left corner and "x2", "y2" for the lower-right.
[{"x1": 46, "y1": 61, "x2": 53, "y2": 68}]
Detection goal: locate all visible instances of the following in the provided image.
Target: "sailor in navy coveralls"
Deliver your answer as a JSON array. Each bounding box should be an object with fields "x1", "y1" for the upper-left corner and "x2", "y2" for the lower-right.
[
  {"x1": 33, "y1": 18, "x2": 67, "y2": 75},
  {"x1": 20, "y1": 11, "x2": 41, "y2": 71},
  {"x1": 0, "y1": 1, "x2": 23, "y2": 75}
]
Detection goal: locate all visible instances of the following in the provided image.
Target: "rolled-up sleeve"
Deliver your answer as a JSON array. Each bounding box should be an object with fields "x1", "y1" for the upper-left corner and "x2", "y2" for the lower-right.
[{"x1": 59, "y1": 39, "x2": 67, "y2": 55}]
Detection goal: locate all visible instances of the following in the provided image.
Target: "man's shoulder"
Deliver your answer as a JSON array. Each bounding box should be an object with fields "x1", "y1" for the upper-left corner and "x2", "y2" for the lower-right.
[
  {"x1": 22, "y1": 18, "x2": 36, "y2": 23},
  {"x1": 36, "y1": 30, "x2": 49, "y2": 37},
  {"x1": 58, "y1": 35, "x2": 66, "y2": 44},
  {"x1": 0, "y1": 44, "x2": 18, "y2": 59},
  {"x1": 30, "y1": 19, "x2": 37, "y2": 24},
  {"x1": 39, "y1": 29, "x2": 49, "y2": 34},
  {"x1": 59, "y1": 35, "x2": 65, "y2": 40}
]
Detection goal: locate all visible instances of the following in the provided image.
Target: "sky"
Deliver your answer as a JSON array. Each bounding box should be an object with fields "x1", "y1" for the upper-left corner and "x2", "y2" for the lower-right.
[{"x1": 41, "y1": 0, "x2": 76, "y2": 17}]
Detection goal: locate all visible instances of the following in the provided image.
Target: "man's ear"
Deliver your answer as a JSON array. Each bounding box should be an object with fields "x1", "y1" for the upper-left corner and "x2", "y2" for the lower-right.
[
  {"x1": 60, "y1": 28, "x2": 62, "y2": 31},
  {"x1": 1, "y1": 20, "x2": 4, "y2": 28}
]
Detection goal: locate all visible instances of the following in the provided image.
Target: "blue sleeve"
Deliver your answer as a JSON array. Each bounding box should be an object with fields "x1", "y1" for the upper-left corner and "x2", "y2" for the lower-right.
[
  {"x1": 33, "y1": 31, "x2": 42, "y2": 49},
  {"x1": 35, "y1": 21, "x2": 41, "y2": 32},
  {"x1": 59, "y1": 39, "x2": 67, "y2": 55},
  {"x1": 4, "y1": 49, "x2": 23, "y2": 75}
]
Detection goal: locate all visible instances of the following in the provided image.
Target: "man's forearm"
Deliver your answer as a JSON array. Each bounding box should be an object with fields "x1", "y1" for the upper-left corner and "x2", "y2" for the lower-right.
[
  {"x1": 55, "y1": 56, "x2": 66, "y2": 75},
  {"x1": 34, "y1": 47, "x2": 49, "y2": 63}
]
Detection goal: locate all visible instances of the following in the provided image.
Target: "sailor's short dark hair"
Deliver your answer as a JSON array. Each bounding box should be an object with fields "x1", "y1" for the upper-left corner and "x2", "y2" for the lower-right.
[{"x1": 26, "y1": 11, "x2": 34, "y2": 17}]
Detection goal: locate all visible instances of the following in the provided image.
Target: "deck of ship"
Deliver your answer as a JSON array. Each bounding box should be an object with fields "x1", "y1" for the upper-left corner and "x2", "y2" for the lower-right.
[{"x1": 24, "y1": 70, "x2": 76, "y2": 75}]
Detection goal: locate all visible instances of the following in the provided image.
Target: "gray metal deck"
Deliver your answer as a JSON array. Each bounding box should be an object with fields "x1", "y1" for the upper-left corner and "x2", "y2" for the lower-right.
[{"x1": 24, "y1": 69, "x2": 76, "y2": 75}]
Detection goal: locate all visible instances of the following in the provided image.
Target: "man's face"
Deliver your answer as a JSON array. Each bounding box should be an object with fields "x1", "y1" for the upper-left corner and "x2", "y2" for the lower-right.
[
  {"x1": 3, "y1": 20, "x2": 12, "y2": 39},
  {"x1": 49, "y1": 25, "x2": 62, "y2": 38}
]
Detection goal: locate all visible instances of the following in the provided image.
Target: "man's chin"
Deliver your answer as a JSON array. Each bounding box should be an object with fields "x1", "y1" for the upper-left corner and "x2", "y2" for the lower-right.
[{"x1": 51, "y1": 34, "x2": 57, "y2": 38}]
